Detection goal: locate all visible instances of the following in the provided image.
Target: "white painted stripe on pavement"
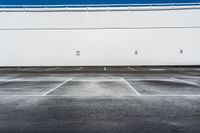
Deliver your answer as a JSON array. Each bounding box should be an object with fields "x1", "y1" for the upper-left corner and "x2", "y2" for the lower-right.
[
  {"x1": 0, "y1": 78, "x2": 24, "y2": 85},
  {"x1": 42, "y1": 77, "x2": 73, "y2": 96},
  {"x1": 126, "y1": 78, "x2": 172, "y2": 81},
  {"x1": 138, "y1": 95, "x2": 200, "y2": 97},
  {"x1": 128, "y1": 67, "x2": 135, "y2": 71},
  {"x1": 46, "y1": 67, "x2": 59, "y2": 71},
  {"x1": 121, "y1": 77, "x2": 141, "y2": 96},
  {"x1": 72, "y1": 79, "x2": 122, "y2": 82},
  {"x1": 1, "y1": 94, "x2": 200, "y2": 97},
  {"x1": 75, "y1": 67, "x2": 83, "y2": 71},
  {"x1": 18, "y1": 68, "x2": 36, "y2": 71},
  {"x1": 149, "y1": 69, "x2": 166, "y2": 71},
  {"x1": 172, "y1": 77, "x2": 200, "y2": 87}
]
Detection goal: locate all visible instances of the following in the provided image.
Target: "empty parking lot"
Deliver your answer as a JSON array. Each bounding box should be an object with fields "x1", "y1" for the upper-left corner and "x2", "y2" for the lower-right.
[{"x1": 0, "y1": 67, "x2": 200, "y2": 133}]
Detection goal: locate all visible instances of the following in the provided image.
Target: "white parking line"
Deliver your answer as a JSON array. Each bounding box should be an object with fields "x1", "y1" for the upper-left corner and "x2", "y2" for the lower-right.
[
  {"x1": 0, "y1": 78, "x2": 175, "y2": 82},
  {"x1": 18, "y1": 68, "x2": 36, "y2": 71},
  {"x1": 75, "y1": 67, "x2": 83, "y2": 71},
  {"x1": 46, "y1": 67, "x2": 59, "y2": 71},
  {"x1": 149, "y1": 69, "x2": 166, "y2": 71},
  {"x1": 57, "y1": 78, "x2": 171, "y2": 82},
  {"x1": 172, "y1": 78, "x2": 200, "y2": 87},
  {"x1": 139, "y1": 95, "x2": 200, "y2": 97},
  {"x1": 126, "y1": 78, "x2": 171, "y2": 81},
  {"x1": 0, "y1": 78, "x2": 24, "y2": 85},
  {"x1": 42, "y1": 77, "x2": 73, "y2": 96},
  {"x1": 174, "y1": 76, "x2": 200, "y2": 79},
  {"x1": 72, "y1": 79, "x2": 122, "y2": 82},
  {"x1": 128, "y1": 67, "x2": 135, "y2": 71},
  {"x1": 1, "y1": 94, "x2": 200, "y2": 97},
  {"x1": 121, "y1": 78, "x2": 141, "y2": 96}
]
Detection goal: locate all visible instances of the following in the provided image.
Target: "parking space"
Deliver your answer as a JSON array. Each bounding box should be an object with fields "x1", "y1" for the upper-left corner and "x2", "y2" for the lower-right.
[
  {"x1": 72, "y1": 76, "x2": 121, "y2": 80},
  {"x1": 17, "y1": 74, "x2": 72, "y2": 81},
  {"x1": 127, "y1": 78, "x2": 200, "y2": 95},
  {"x1": 48, "y1": 80, "x2": 137, "y2": 97},
  {"x1": 0, "y1": 67, "x2": 200, "y2": 132},
  {"x1": 0, "y1": 69, "x2": 199, "y2": 97},
  {"x1": 0, "y1": 80, "x2": 62, "y2": 95}
]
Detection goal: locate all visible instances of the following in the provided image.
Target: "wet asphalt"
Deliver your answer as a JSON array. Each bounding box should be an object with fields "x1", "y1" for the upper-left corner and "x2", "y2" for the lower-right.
[{"x1": 0, "y1": 67, "x2": 200, "y2": 133}]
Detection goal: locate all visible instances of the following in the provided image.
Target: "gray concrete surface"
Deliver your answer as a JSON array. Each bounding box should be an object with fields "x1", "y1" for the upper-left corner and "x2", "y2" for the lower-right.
[{"x1": 0, "y1": 67, "x2": 200, "y2": 133}]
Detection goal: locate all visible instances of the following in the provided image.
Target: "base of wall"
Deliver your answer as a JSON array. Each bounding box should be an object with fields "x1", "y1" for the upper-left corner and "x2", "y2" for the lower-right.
[{"x1": 0, "y1": 66, "x2": 199, "y2": 73}]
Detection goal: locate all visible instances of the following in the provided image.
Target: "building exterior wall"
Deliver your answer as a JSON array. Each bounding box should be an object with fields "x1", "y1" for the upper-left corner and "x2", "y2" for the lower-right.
[{"x1": 0, "y1": 6, "x2": 200, "y2": 66}]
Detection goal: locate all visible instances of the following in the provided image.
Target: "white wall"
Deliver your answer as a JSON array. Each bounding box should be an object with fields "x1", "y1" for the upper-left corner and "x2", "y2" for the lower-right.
[{"x1": 0, "y1": 7, "x2": 200, "y2": 66}]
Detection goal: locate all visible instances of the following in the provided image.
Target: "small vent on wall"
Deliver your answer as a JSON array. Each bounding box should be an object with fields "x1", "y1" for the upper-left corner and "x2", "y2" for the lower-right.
[
  {"x1": 180, "y1": 49, "x2": 183, "y2": 54},
  {"x1": 135, "y1": 50, "x2": 138, "y2": 55},
  {"x1": 76, "y1": 51, "x2": 80, "y2": 56}
]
